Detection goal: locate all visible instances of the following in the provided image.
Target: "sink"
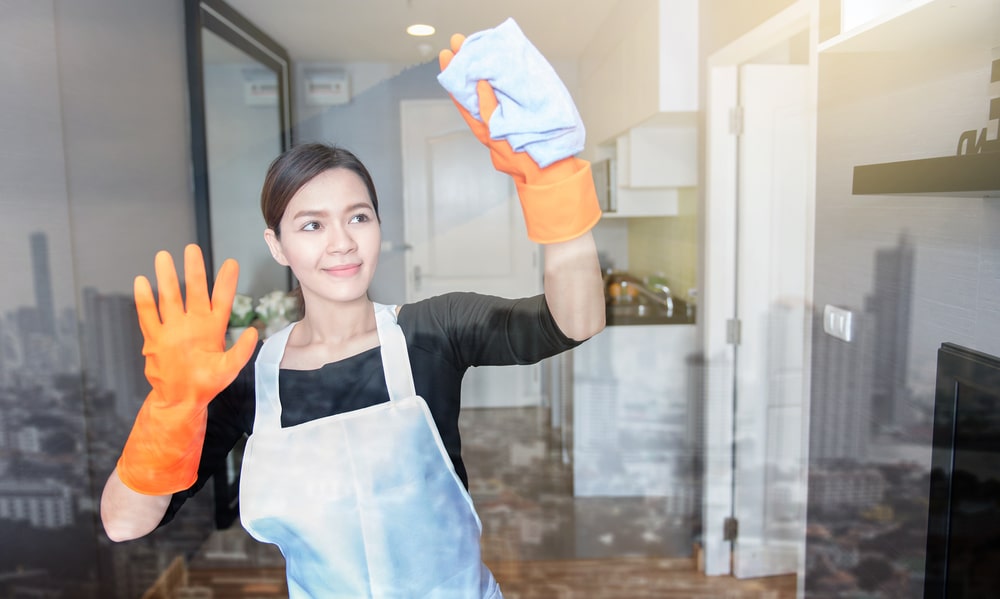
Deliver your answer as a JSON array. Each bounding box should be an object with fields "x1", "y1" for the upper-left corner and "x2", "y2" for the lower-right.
[{"x1": 603, "y1": 271, "x2": 694, "y2": 325}]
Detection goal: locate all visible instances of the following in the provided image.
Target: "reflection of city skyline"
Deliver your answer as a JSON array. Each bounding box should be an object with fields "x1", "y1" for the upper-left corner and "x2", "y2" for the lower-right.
[
  {"x1": 810, "y1": 231, "x2": 919, "y2": 463},
  {"x1": 807, "y1": 231, "x2": 930, "y2": 596},
  {"x1": 1, "y1": 232, "x2": 120, "y2": 526},
  {"x1": 0, "y1": 231, "x2": 210, "y2": 598},
  {"x1": 1, "y1": 232, "x2": 145, "y2": 401}
]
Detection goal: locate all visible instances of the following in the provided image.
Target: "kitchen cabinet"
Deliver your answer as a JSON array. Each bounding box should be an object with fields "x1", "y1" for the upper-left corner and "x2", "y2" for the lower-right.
[
  {"x1": 598, "y1": 122, "x2": 697, "y2": 218},
  {"x1": 578, "y1": 0, "x2": 698, "y2": 147},
  {"x1": 591, "y1": 118, "x2": 697, "y2": 220},
  {"x1": 578, "y1": 0, "x2": 698, "y2": 219},
  {"x1": 571, "y1": 324, "x2": 700, "y2": 498},
  {"x1": 617, "y1": 124, "x2": 697, "y2": 189}
]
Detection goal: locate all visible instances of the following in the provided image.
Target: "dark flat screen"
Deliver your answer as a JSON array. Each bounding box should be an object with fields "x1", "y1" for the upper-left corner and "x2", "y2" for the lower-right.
[{"x1": 925, "y1": 344, "x2": 1000, "y2": 598}]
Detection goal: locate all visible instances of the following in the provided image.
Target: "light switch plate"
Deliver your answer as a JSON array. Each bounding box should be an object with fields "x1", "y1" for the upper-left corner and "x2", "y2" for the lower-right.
[{"x1": 823, "y1": 305, "x2": 853, "y2": 342}]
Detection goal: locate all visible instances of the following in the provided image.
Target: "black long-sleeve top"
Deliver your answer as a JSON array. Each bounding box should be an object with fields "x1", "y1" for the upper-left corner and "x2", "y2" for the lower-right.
[{"x1": 160, "y1": 292, "x2": 581, "y2": 525}]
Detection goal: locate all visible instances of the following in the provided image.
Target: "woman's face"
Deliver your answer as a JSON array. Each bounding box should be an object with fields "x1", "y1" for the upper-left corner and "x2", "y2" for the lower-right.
[{"x1": 264, "y1": 168, "x2": 381, "y2": 307}]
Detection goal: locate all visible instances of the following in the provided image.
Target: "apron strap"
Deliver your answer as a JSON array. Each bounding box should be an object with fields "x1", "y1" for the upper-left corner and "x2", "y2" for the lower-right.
[
  {"x1": 252, "y1": 303, "x2": 417, "y2": 432},
  {"x1": 374, "y1": 303, "x2": 417, "y2": 402},
  {"x1": 252, "y1": 321, "x2": 295, "y2": 432}
]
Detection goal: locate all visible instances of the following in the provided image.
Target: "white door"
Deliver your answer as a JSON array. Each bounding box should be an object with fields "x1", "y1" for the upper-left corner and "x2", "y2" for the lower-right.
[
  {"x1": 400, "y1": 99, "x2": 543, "y2": 408},
  {"x1": 703, "y1": 3, "x2": 814, "y2": 583},
  {"x1": 731, "y1": 64, "x2": 810, "y2": 579}
]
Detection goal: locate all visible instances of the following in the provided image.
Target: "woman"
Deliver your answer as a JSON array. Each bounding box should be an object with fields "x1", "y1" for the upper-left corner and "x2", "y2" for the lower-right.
[{"x1": 101, "y1": 33, "x2": 605, "y2": 597}]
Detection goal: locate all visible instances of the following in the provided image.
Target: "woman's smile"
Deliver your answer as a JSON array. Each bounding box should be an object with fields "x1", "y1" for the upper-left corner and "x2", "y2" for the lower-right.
[{"x1": 324, "y1": 263, "x2": 362, "y2": 277}]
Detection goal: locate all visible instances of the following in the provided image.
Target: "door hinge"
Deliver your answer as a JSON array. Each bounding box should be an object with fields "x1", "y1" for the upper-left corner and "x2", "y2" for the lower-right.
[
  {"x1": 729, "y1": 105, "x2": 744, "y2": 136},
  {"x1": 726, "y1": 318, "x2": 741, "y2": 345},
  {"x1": 724, "y1": 517, "x2": 739, "y2": 541}
]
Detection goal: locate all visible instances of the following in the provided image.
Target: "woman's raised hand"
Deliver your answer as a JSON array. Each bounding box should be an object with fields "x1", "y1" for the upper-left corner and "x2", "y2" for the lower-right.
[
  {"x1": 117, "y1": 244, "x2": 257, "y2": 495},
  {"x1": 438, "y1": 33, "x2": 601, "y2": 245}
]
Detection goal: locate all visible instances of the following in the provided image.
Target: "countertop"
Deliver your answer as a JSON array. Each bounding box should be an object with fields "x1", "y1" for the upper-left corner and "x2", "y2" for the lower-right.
[{"x1": 605, "y1": 297, "x2": 696, "y2": 326}]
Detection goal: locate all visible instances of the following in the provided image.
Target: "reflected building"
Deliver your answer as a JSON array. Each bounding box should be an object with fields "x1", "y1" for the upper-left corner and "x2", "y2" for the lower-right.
[
  {"x1": 808, "y1": 468, "x2": 886, "y2": 509},
  {"x1": 810, "y1": 233, "x2": 916, "y2": 463},
  {"x1": 806, "y1": 234, "x2": 924, "y2": 598},
  {"x1": 810, "y1": 310, "x2": 873, "y2": 462},
  {"x1": 30, "y1": 232, "x2": 56, "y2": 338},
  {"x1": 0, "y1": 479, "x2": 74, "y2": 528},
  {"x1": 3, "y1": 233, "x2": 77, "y2": 382},
  {"x1": 866, "y1": 232, "x2": 915, "y2": 434},
  {"x1": 0, "y1": 320, "x2": 8, "y2": 386},
  {"x1": 80, "y1": 287, "x2": 146, "y2": 424}
]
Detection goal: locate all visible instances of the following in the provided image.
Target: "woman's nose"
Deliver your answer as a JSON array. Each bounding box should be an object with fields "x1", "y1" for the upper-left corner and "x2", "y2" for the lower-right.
[{"x1": 325, "y1": 225, "x2": 356, "y2": 253}]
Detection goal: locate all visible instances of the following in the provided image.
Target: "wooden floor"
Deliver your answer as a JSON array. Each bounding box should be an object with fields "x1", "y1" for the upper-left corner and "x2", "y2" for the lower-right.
[
  {"x1": 170, "y1": 406, "x2": 800, "y2": 598},
  {"x1": 179, "y1": 556, "x2": 795, "y2": 598},
  {"x1": 488, "y1": 557, "x2": 795, "y2": 599}
]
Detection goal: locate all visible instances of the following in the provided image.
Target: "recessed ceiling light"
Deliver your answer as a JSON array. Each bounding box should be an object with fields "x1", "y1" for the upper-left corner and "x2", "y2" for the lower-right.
[{"x1": 406, "y1": 23, "x2": 435, "y2": 37}]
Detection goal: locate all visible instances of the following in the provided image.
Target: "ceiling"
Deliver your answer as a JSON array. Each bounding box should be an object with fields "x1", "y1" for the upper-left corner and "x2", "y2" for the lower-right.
[{"x1": 225, "y1": 0, "x2": 621, "y2": 65}]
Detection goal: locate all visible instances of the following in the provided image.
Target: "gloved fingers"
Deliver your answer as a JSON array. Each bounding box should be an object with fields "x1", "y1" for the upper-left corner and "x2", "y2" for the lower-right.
[
  {"x1": 211, "y1": 258, "x2": 241, "y2": 323},
  {"x1": 438, "y1": 34, "x2": 465, "y2": 71},
  {"x1": 440, "y1": 31, "x2": 535, "y2": 182},
  {"x1": 222, "y1": 326, "x2": 259, "y2": 376},
  {"x1": 444, "y1": 93, "x2": 489, "y2": 146},
  {"x1": 475, "y1": 80, "x2": 500, "y2": 124},
  {"x1": 450, "y1": 33, "x2": 465, "y2": 54},
  {"x1": 489, "y1": 147, "x2": 527, "y2": 182},
  {"x1": 154, "y1": 250, "x2": 185, "y2": 322},
  {"x1": 440, "y1": 31, "x2": 490, "y2": 142},
  {"x1": 183, "y1": 244, "x2": 211, "y2": 316},
  {"x1": 438, "y1": 48, "x2": 453, "y2": 71},
  {"x1": 134, "y1": 275, "x2": 162, "y2": 338}
]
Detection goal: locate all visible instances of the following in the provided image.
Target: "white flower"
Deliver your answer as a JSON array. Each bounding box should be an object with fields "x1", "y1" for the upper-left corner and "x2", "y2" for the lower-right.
[
  {"x1": 256, "y1": 290, "x2": 294, "y2": 325},
  {"x1": 229, "y1": 293, "x2": 256, "y2": 327}
]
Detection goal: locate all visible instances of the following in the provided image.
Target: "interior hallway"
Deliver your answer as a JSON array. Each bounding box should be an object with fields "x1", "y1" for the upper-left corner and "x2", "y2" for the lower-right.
[{"x1": 161, "y1": 406, "x2": 794, "y2": 598}]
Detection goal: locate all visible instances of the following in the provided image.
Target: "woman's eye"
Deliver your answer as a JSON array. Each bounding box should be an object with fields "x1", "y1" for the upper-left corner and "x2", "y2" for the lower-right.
[
  {"x1": 349, "y1": 213, "x2": 370, "y2": 224},
  {"x1": 301, "y1": 221, "x2": 321, "y2": 231}
]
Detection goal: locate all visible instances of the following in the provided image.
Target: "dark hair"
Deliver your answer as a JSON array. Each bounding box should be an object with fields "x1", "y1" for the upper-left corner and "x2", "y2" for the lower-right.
[
  {"x1": 260, "y1": 143, "x2": 380, "y2": 236},
  {"x1": 260, "y1": 143, "x2": 380, "y2": 317}
]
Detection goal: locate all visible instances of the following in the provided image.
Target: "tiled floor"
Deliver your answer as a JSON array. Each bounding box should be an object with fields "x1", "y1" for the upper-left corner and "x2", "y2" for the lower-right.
[
  {"x1": 182, "y1": 406, "x2": 795, "y2": 598},
  {"x1": 461, "y1": 407, "x2": 702, "y2": 563}
]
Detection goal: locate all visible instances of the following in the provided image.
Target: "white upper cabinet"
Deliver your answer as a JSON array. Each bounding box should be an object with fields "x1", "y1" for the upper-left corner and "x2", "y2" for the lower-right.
[
  {"x1": 617, "y1": 123, "x2": 698, "y2": 188},
  {"x1": 578, "y1": 0, "x2": 699, "y2": 147}
]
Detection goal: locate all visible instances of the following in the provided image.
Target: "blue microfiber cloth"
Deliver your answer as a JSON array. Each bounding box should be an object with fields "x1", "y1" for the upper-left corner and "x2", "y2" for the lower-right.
[{"x1": 437, "y1": 18, "x2": 585, "y2": 168}]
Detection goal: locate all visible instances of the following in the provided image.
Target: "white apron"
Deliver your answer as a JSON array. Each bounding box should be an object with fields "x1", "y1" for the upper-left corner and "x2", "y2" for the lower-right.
[{"x1": 239, "y1": 303, "x2": 502, "y2": 598}]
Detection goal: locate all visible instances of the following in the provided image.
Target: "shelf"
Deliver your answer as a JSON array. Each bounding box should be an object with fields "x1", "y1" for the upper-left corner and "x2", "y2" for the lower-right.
[
  {"x1": 852, "y1": 152, "x2": 1000, "y2": 197},
  {"x1": 818, "y1": 0, "x2": 999, "y2": 54}
]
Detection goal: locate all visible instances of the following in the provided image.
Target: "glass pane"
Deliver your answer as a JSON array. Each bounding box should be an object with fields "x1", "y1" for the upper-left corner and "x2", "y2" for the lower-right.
[{"x1": 202, "y1": 28, "x2": 286, "y2": 300}]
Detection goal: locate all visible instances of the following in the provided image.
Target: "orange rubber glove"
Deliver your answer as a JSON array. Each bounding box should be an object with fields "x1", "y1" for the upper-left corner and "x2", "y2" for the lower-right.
[
  {"x1": 117, "y1": 244, "x2": 258, "y2": 495},
  {"x1": 439, "y1": 33, "x2": 602, "y2": 244}
]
